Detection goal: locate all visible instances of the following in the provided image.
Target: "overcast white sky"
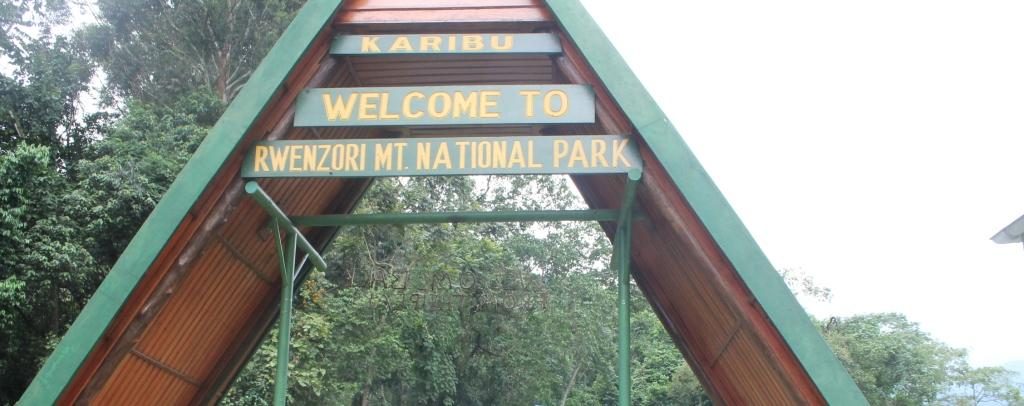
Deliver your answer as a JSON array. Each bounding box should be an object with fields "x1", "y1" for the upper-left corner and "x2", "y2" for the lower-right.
[{"x1": 580, "y1": 0, "x2": 1024, "y2": 367}]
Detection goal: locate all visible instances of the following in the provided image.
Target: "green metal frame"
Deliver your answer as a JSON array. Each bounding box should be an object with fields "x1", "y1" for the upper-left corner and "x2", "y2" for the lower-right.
[{"x1": 246, "y1": 168, "x2": 641, "y2": 405}]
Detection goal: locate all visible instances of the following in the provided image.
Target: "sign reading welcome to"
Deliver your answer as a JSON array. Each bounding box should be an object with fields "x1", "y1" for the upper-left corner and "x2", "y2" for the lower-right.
[
  {"x1": 243, "y1": 135, "x2": 640, "y2": 178},
  {"x1": 332, "y1": 33, "x2": 562, "y2": 55},
  {"x1": 294, "y1": 85, "x2": 595, "y2": 127}
]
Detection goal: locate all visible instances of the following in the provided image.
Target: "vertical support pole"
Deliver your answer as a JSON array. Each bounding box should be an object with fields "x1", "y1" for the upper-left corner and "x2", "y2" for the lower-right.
[
  {"x1": 616, "y1": 170, "x2": 641, "y2": 406},
  {"x1": 273, "y1": 223, "x2": 297, "y2": 406}
]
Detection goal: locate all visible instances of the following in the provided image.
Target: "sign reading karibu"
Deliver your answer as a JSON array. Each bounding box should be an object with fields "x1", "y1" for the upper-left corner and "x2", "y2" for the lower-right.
[
  {"x1": 294, "y1": 85, "x2": 595, "y2": 126},
  {"x1": 243, "y1": 135, "x2": 640, "y2": 178},
  {"x1": 332, "y1": 33, "x2": 562, "y2": 55}
]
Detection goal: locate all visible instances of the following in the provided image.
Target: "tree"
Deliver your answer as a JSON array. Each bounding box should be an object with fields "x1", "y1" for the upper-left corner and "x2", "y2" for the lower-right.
[
  {"x1": 81, "y1": 0, "x2": 304, "y2": 104},
  {"x1": 1, "y1": 33, "x2": 100, "y2": 172},
  {"x1": 223, "y1": 175, "x2": 698, "y2": 405},
  {"x1": 822, "y1": 313, "x2": 962, "y2": 405},
  {"x1": 945, "y1": 365, "x2": 1024, "y2": 406},
  {"x1": 71, "y1": 90, "x2": 219, "y2": 264},
  {"x1": 0, "y1": 143, "x2": 100, "y2": 404}
]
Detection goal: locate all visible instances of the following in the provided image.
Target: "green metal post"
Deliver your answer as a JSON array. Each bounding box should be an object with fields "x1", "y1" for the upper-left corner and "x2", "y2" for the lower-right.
[
  {"x1": 617, "y1": 170, "x2": 641, "y2": 406},
  {"x1": 272, "y1": 223, "x2": 297, "y2": 406}
]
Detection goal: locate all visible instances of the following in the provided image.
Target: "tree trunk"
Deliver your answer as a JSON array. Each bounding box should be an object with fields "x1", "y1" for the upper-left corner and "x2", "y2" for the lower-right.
[{"x1": 558, "y1": 363, "x2": 582, "y2": 406}]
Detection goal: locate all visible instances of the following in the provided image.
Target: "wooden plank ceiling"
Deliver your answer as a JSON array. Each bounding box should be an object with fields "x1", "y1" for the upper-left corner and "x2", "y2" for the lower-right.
[{"x1": 59, "y1": 1, "x2": 826, "y2": 404}]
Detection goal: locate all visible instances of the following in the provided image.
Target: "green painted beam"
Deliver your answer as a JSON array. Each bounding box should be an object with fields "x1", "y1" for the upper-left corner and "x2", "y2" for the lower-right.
[
  {"x1": 272, "y1": 225, "x2": 297, "y2": 406},
  {"x1": 543, "y1": 1, "x2": 868, "y2": 404},
  {"x1": 244, "y1": 182, "x2": 327, "y2": 272},
  {"x1": 291, "y1": 209, "x2": 628, "y2": 226},
  {"x1": 16, "y1": 1, "x2": 346, "y2": 404},
  {"x1": 616, "y1": 173, "x2": 639, "y2": 406}
]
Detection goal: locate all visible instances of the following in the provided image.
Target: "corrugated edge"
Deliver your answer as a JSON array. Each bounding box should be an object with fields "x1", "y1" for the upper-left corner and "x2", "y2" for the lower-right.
[
  {"x1": 992, "y1": 213, "x2": 1024, "y2": 244},
  {"x1": 542, "y1": 1, "x2": 869, "y2": 404},
  {"x1": 16, "y1": 1, "x2": 345, "y2": 404}
]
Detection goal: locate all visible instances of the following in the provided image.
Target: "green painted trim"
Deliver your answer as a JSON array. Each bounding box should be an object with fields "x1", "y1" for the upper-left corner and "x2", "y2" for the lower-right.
[
  {"x1": 543, "y1": 1, "x2": 868, "y2": 404},
  {"x1": 16, "y1": 1, "x2": 345, "y2": 404}
]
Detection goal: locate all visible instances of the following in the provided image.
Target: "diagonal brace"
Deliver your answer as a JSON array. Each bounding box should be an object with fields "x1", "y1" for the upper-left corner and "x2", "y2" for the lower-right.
[{"x1": 245, "y1": 181, "x2": 327, "y2": 273}]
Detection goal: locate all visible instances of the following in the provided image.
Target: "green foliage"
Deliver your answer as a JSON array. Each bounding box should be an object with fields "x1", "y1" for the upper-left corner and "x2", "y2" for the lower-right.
[
  {"x1": 0, "y1": 32, "x2": 101, "y2": 170},
  {"x1": 945, "y1": 365, "x2": 1024, "y2": 405},
  {"x1": 0, "y1": 143, "x2": 100, "y2": 404},
  {"x1": 223, "y1": 176, "x2": 703, "y2": 405},
  {"x1": 71, "y1": 90, "x2": 220, "y2": 263},
  {"x1": 0, "y1": 0, "x2": 70, "y2": 57},
  {"x1": 81, "y1": 0, "x2": 304, "y2": 104},
  {"x1": 820, "y1": 313, "x2": 1024, "y2": 406}
]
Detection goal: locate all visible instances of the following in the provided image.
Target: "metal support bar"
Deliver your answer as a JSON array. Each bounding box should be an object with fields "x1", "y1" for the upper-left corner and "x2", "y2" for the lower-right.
[
  {"x1": 245, "y1": 181, "x2": 327, "y2": 272},
  {"x1": 617, "y1": 169, "x2": 641, "y2": 406},
  {"x1": 271, "y1": 223, "x2": 297, "y2": 406},
  {"x1": 291, "y1": 209, "x2": 637, "y2": 227}
]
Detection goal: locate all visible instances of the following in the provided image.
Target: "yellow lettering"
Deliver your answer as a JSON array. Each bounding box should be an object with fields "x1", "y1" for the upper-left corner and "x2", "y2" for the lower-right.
[
  {"x1": 403, "y1": 91, "x2": 424, "y2": 119},
  {"x1": 452, "y1": 91, "x2": 478, "y2": 118},
  {"x1": 375, "y1": 143, "x2": 393, "y2": 170},
  {"x1": 323, "y1": 93, "x2": 359, "y2": 121},
  {"x1": 390, "y1": 36, "x2": 413, "y2": 52},
  {"x1": 527, "y1": 140, "x2": 542, "y2": 168},
  {"x1": 552, "y1": 140, "x2": 569, "y2": 168},
  {"x1": 378, "y1": 93, "x2": 400, "y2": 120},
  {"x1": 591, "y1": 139, "x2": 609, "y2": 167},
  {"x1": 612, "y1": 139, "x2": 632, "y2": 167},
  {"x1": 477, "y1": 141, "x2": 492, "y2": 168},
  {"x1": 567, "y1": 140, "x2": 588, "y2": 168},
  {"x1": 303, "y1": 145, "x2": 316, "y2": 171},
  {"x1": 358, "y1": 93, "x2": 379, "y2": 120},
  {"x1": 421, "y1": 36, "x2": 441, "y2": 51},
  {"x1": 428, "y1": 92, "x2": 452, "y2": 118},
  {"x1": 254, "y1": 145, "x2": 269, "y2": 172},
  {"x1": 270, "y1": 146, "x2": 287, "y2": 171},
  {"x1": 455, "y1": 141, "x2": 470, "y2": 169},
  {"x1": 490, "y1": 35, "x2": 514, "y2": 51},
  {"x1": 508, "y1": 142, "x2": 526, "y2": 167},
  {"x1": 394, "y1": 142, "x2": 407, "y2": 169},
  {"x1": 359, "y1": 144, "x2": 367, "y2": 170},
  {"x1": 519, "y1": 90, "x2": 540, "y2": 117},
  {"x1": 361, "y1": 36, "x2": 380, "y2": 52},
  {"x1": 492, "y1": 141, "x2": 507, "y2": 169},
  {"x1": 317, "y1": 145, "x2": 330, "y2": 171},
  {"x1": 346, "y1": 144, "x2": 359, "y2": 171},
  {"x1": 543, "y1": 90, "x2": 569, "y2": 117},
  {"x1": 416, "y1": 142, "x2": 431, "y2": 170},
  {"x1": 289, "y1": 146, "x2": 302, "y2": 172},
  {"x1": 463, "y1": 35, "x2": 484, "y2": 51},
  {"x1": 433, "y1": 143, "x2": 451, "y2": 169},
  {"x1": 479, "y1": 91, "x2": 499, "y2": 118},
  {"x1": 331, "y1": 145, "x2": 344, "y2": 170},
  {"x1": 448, "y1": 35, "x2": 457, "y2": 51}
]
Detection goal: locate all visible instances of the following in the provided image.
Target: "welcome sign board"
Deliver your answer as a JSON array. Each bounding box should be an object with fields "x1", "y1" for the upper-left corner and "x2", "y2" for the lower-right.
[
  {"x1": 242, "y1": 135, "x2": 640, "y2": 178},
  {"x1": 293, "y1": 85, "x2": 595, "y2": 127}
]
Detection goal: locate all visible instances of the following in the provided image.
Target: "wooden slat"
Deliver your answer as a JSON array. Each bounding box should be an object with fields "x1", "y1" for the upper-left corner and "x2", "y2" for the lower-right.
[
  {"x1": 337, "y1": 8, "x2": 550, "y2": 25},
  {"x1": 343, "y1": 0, "x2": 539, "y2": 10}
]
